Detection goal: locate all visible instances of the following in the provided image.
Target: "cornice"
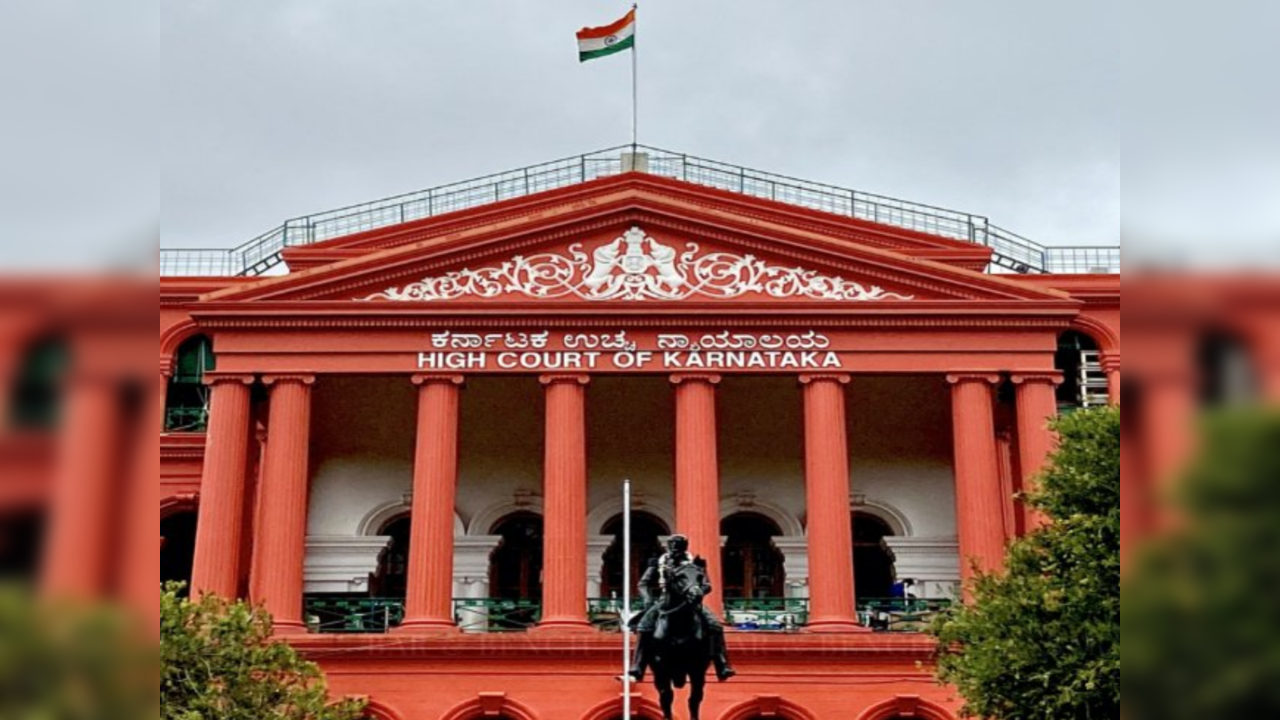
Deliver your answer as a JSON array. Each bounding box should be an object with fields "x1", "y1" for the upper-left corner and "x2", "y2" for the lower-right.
[
  {"x1": 161, "y1": 434, "x2": 207, "y2": 460},
  {"x1": 286, "y1": 631, "x2": 939, "y2": 663}
]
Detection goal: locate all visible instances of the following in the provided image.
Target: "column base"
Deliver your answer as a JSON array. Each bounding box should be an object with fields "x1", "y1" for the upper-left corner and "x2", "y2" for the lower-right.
[
  {"x1": 531, "y1": 618, "x2": 597, "y2": 634},
  {"x1": 393, "y1": 618, "x2": 461, "y2": 635},
  {"x1": 805, "y1": 619, "x2": 871, "y2": 634}
]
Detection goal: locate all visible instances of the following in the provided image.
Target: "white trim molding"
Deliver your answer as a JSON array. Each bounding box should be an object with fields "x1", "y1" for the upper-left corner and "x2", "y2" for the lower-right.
[
  {"x1": 882, "y1": 536, "x2": 961, "y2": 600},
  {"x1": 361, "y1": 226, "x2": 915, "y2": 303},
  {"x1": 303, "y1": 535, "x2": 393, "y2": 594}
]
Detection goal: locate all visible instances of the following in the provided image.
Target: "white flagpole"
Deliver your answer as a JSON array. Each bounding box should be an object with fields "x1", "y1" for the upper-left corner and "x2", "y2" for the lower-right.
[
  {"x1": 631, "y1": 3, "x2": 639, "y2": 153},
  {"x1": 622, "y1": 478, "x2": 633, "y2": 718}
]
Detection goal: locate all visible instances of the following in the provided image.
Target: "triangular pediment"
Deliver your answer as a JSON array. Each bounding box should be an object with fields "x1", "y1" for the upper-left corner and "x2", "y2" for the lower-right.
[{"x1": 202, "y1": 176, "x2": 1070, "y2": 306}]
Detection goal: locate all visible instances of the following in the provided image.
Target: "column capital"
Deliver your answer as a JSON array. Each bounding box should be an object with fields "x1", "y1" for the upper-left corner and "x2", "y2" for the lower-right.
[
  {"x1": 798, "y1": 373, "x2": 851, "y2": 386},
  {"x1": 262, "y1": 374, "x2": 316, "y2": 387},
  {"x1": 201, "y1": 372, "x2": 255, "y2": 387},
  {"x1": 159, "y1": 357, "x2": 174, "y2": 378},
  {"x1": 1101, "y1": 355, "x2": 1122, "y2": 372},
  {"x1": 539, "y1": 373, "x2": 590, "y2": 387},
  {"x1": 669, "y1": 373, "x2": 721, "y2": 386},
  {"x1": 411, "y1": 374, "x2": 465, "y2": 387},
  {"x1": 1009, "y1": 371, "x2": 1064, "y2": 387},
  {"x1": 946, "y1": 372, "x2": 1002, "y2": 386}
]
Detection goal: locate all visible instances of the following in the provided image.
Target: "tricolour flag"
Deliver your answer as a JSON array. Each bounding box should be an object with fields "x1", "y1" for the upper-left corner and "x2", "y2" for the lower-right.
[{"x1": 576, "y1": 9, "x2": 636, "y2": 63}]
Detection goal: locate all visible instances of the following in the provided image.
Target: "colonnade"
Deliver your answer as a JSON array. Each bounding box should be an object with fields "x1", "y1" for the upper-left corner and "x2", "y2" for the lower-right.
[{"x1": 187, "y1": 370, "x2": 1072, "y2": 634}]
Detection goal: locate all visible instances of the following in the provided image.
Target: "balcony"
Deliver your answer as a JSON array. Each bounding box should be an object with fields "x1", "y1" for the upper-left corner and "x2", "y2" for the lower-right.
[{"x1": 302, "y1": 596, "x2": 952, "y2": 635}]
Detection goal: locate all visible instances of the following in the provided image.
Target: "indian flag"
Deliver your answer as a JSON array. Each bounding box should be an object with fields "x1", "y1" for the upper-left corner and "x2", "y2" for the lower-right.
[{"x1": 577, "y1": 9, "x2": 636, "y2": 63}]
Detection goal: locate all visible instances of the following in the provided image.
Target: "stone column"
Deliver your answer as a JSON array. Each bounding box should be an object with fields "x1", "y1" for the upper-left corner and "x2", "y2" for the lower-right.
[
  {"x1": 947, "y1": 374, "x2": 1006, "y2": 589},
  {"x1": 190, "y1": 374, "x2": 255, "y2": 598},
  {"x1": 771, "y1": 536, "x2": 810, "y2": 599},
  {"x1": 536, "y1": 374, "x2": 593, "y2": 632},
  {"x1": 1103, "y1": 356, "x2": 1121, "y2": 406},
  {"x1": 800, "y1": 374, "x2": 863, "y2": 632},
  {"x1": 1011, "y1": 372, "x2": 1063, "y2": 532},
  {"x1": 399, "y1": 375, "x2": 464, "y2": 633},
  {"x1": 672, "y1": 374, "x2": 724, "y2": 616},
  {"x1": 41, "y1": 376, "x2": 120, "y2": 599},
  {"x1": 249, "y1": 375, "x2": 315, "y2": 633}
]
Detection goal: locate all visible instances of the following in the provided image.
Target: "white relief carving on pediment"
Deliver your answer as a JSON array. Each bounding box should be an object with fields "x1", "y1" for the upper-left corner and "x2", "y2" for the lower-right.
[{"x1": 360, "y1": 226, "x2": 915, "y2": 302}]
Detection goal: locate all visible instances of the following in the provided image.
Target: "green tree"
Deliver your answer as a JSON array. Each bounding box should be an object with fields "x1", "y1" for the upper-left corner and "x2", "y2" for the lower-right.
[
  {"x1": 931, "y1": 407, "x2": 1120, "y2": 719},
  {"x1": 1123, "y1": 410, "x2": 1280, "y2": 719},
  {"x1": 161, "y1": 585, "x2": 365, "y2": 720}
]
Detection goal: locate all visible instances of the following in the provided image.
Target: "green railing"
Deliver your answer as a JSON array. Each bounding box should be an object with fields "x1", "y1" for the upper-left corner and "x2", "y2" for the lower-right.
[
  {"x1": 304, "y1": 597, "x2": 404, "y2": 634},
  {"x1": 588, "y1": 597, "x2": 646, "y2": 632},
  {"x1": 724, "y1": 598, "x2": 811, "y2": 631},
  {"x1": 301, "y1": 596, "x2": 951, "y2": 634},
  {"x1": 454, "y1": 598, "x2": 541, "y2": 633},
  {"x1": 163, "y1": 406, "x2": 208, "y2": 433},
  {"x1": 858, "y1": 597, "x2": 953, "y2": 633}
]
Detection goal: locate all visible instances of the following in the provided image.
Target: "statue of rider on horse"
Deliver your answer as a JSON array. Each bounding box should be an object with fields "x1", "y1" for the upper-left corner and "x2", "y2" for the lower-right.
[{"x1": 628, "y1": 534, "x2": 737, "y2": 683}]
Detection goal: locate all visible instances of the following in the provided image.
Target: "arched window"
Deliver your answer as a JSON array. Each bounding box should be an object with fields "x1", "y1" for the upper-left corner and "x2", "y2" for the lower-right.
[
  {"x1": 721, "y1": 513, "x2": 784, "y2": 599},
  {"x1": 1055, "y1": 331, "x2": 1109, "y2": 411},
  {"x1": 1198, "y1": 331, "x2": 1259, "y2": 407},
  {"x1": 853, "y1": 512, "x2": 896, "y2": 600},
  {"x1": 8, "y1": 336, "x2": 69, "y2": 431},
  {"x1": 160, "y1": 511, "x2": 199, "y2": 594},
  {"x1": 371, "y1": 515, "x2": 411, "y2": 600},
  {"x1": 165, "y1": 335, "x2": 215, "y2": 432},
  {"x1": 489, "y1": 512, "x2": 543, "y2": 601},
  {"x1": 600, "y1": 511, "x2": 669, "y2": 598}
]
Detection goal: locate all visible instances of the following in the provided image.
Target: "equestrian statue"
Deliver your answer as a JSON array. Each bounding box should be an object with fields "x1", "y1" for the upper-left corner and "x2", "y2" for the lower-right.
[{"x1": 626, "y1": 534, "x2": 736, "y2": 720}]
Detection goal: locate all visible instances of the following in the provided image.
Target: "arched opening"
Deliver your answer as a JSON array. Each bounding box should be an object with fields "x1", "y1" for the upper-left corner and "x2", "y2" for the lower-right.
[
  {"x1": 721, "y1": 512, "x2": 784, "y2": 599},
  {"x1": 854, "y1": 512, "x2": 897, "y2": 601},
  {"x1": 1055, "y1": 331, "x2": 1109, "y2": 411},
  {"x1": 489, "y1": 512, "x2": 543, "y2": 601},
  {"x1": 370, "y1": 514, "x2": 411, "y2": 600},
  {"x1": 165, "y1": 335, "x2": 215, "y2": 432},
  {"x1": 600, "y1": 511, "x2": 669, "y2": 599},
  {"x1": 8, "y1": 336, "x2": 69, "y2": 431},
  {"x1": 1197, "y1": 331, "x2": 1259, "y2": 407},
  {"x1": 160, "y1": 510, "x2": 198, "y2": 593}
]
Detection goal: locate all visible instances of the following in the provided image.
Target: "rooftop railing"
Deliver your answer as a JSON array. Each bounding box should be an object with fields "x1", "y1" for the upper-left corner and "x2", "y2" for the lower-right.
[{"x1": 161, "y1": 145, "x2": 1120, "y2": 277}]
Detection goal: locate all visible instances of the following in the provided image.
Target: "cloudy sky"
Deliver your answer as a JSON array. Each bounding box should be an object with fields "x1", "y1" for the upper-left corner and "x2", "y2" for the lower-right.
[{"x1": 3, "y1": 1, "x2": 1277, "y2": 270}]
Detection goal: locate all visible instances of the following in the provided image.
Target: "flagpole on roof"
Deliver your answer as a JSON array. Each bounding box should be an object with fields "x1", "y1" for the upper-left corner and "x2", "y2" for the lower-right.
[{"x1": 631, "y1": 3, "x2": 639, "y2": 155}]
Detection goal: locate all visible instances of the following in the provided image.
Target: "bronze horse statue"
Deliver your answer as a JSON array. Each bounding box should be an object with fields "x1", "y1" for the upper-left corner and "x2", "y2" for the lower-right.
[{"x1": 648, "y1": 560, "x2": 715, "y2": 720}]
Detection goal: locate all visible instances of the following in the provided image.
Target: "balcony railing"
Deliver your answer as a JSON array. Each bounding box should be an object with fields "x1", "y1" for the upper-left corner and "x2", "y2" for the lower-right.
[
  {"x1": 454, "y1": 598, "x2": 541, "y2": 633},
  {"x1": 163, "y1": 406, "x2": 208, "y2": 434},
  {"x1": 858, "y1": 598, "x2": 954, "y2": 633},
  {"x1": 724, "y1": 597, "x2": 811, "y2": 631},
  {"x1": 160, "y1": 145, "x2": 1120, "y2": 278},
  {"x1": 301, "y1": 595, "x2": 952, "y2": 634}
]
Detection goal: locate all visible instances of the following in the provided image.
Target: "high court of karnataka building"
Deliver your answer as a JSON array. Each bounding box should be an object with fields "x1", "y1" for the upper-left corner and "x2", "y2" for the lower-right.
[{"x1": 157, "y1": 148, "x2": 1122, "y2": 720}]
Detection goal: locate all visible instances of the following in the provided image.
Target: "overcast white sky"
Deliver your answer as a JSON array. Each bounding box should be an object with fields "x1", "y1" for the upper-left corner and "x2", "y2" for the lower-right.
[{"x1": 1, "y1": 1, "x2": 1277, "y2": 270}]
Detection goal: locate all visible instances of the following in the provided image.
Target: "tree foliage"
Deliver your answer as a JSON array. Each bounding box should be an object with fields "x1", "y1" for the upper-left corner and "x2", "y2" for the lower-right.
[
  {"x1": 932, "y1": 406, "x2": 1120, "y2": 720},
  {"x1": 1123, "y1": 410, "x2": 1280, "y2": 719},
  {"x1": 161, "y1": 585, "x2": 365, "y2": 720},
  {"x1": 0, "y1": 587, "x2": 154, "y2": 720}
]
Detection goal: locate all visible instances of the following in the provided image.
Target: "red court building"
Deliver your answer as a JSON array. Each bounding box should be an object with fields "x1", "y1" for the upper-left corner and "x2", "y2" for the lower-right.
[{"x1": 157, "y1": 147, "x2": 1122, "y2": 720}]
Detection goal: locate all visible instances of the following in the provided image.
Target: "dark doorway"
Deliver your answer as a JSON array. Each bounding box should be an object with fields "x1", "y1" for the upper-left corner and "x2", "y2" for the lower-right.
[
  {"x1": 0, "y1": 510, "x2": 45, "y2": 582},
  {"x1": 853, "y1": 512, "x2": 896, "y2": 600},
  {"x1": 721, "y1": 513, "x2": 785, "y2": 599},
  {"x1": 371, "y1": 515, "x2": 411, "y2": 599},
  {"x1": 160, "y1": 511, "x2": 198, "y2": 593},
  {"x1": 600, "y1": 511, "x2": 669, "y2": 598},
  {"x1": 489, "y1": 512, "x2": 544, "y2": 601}
]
